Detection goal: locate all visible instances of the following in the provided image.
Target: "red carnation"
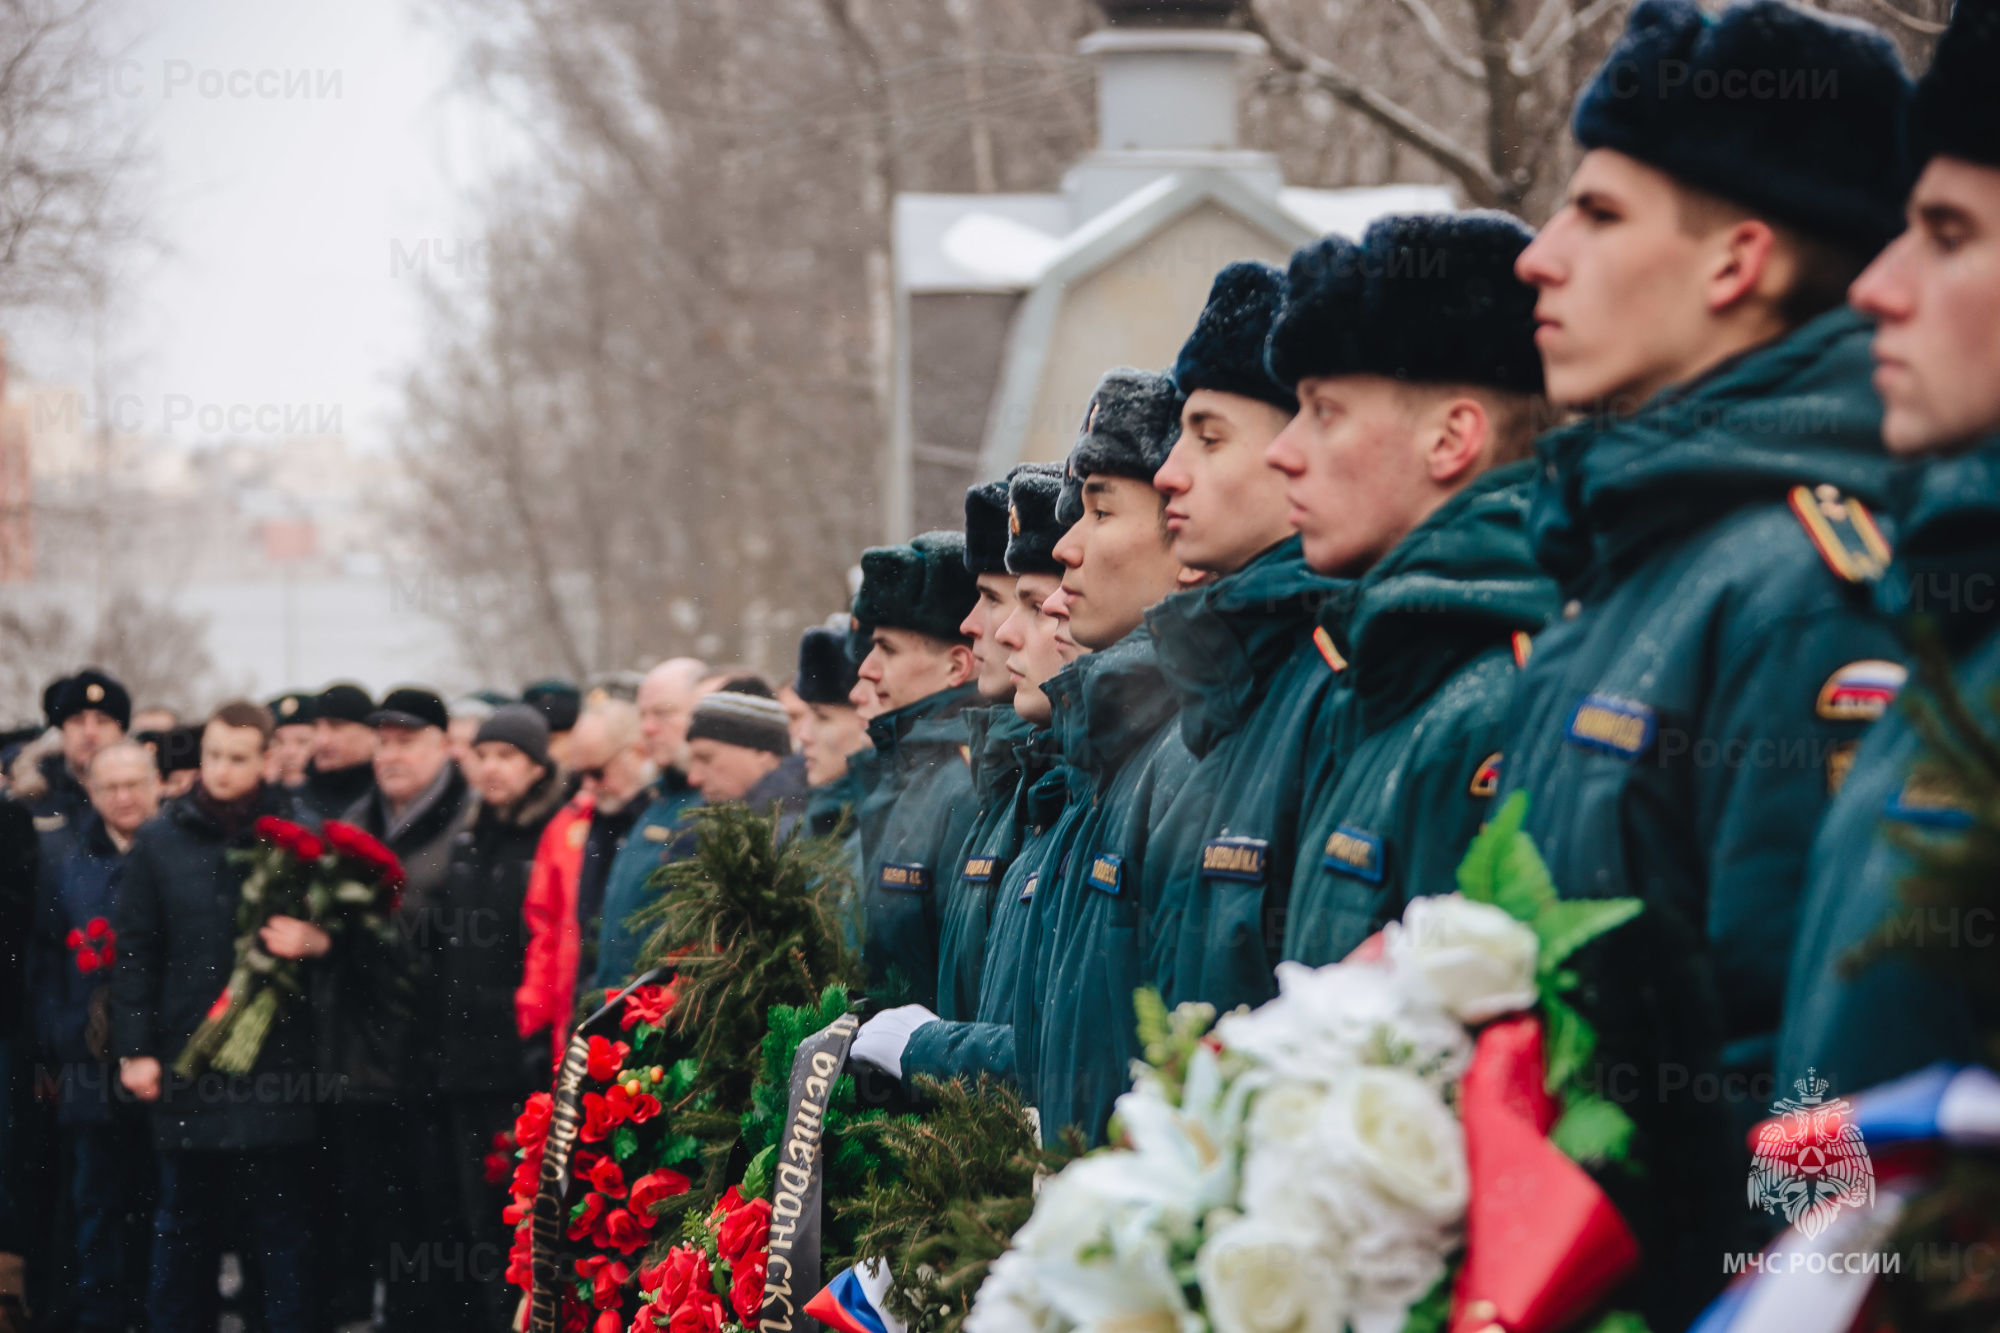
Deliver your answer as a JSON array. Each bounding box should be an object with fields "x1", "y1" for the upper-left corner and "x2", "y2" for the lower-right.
[
  {"x1": 585, "y1": 1157, "x2": 628, "y2": 1200},
  {"x1": 596, "y1": 1207, "x2": 649, "y2": 1256},
  {"x1": 717, "y1": 1195, "x2": 771, "y2": 1263},
  {"x1": 567, "y1": 1192, "x2": 607, "y2": 1242},
  {"x1": 668, "y1": 1288, "x2": 724, "y2": 1333},
  {"x1": 516, "y1": 1092, "x2": 553, "y2": 1151},
  {"x1": 619, "y1": 983, "x2": 678, "y2": 1031},
  {"x1": 730, "y1": 1252, "x2": 768, "y2": 1324},
  {"x1": 85, "y1": 917, "x2": 111, "y2": 941},
  {"x1": 627, "y1": 1169, "x2": 691, "y2": 1220},
  {"x1": 586, "y1": 1036, "x2": 631, "y2": 1084},
  {"x1": 74, "y1": 947, "x2": 102, "y2": 973}
]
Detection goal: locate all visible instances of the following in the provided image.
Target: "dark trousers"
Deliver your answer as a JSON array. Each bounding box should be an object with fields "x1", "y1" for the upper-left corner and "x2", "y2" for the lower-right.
[
  {"x1": 70, "y1": 1113, "x2": 156, "y2": 1330},
  {"x1": 388, "y1": 1095, "x2": 521, "y2": 1333},
  {"x1": 149, "y1": 1148, "x2": 312, "y2": 1333}
]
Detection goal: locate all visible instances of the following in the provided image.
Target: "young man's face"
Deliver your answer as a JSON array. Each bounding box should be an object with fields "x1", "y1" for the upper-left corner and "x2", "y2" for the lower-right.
[
  {"x1": 1153, "y1": 389, "x2": 1296, "y2": 575},
  {"x1": 272, "y1": 723, "x2": 315, "y2": 786},
  {"x1": 314, "y1": 717, "x2": 377, "y2": 771},
  {"x1": 1050, "y1": 474, "x2": 1184, "y2": 650},
  {"x1": 803, "y1": 702, "x2": 870, "y2": 786},
  {"x1": 961, "y1": 572, "x2": 1017, "y2": 701},
  {"x1": 1267, "y1": 375, "x2": 1468, "y2": 577},
  {"x1": 855, "y1": 627, "x2": 971, "y2": 714},
  {"x1": 685, "y1": 738, "x2": 782, "y2": 804},
  {"x1": 993, "y1": 573, "x2": 1069, "y2": 725},
  {"x1": 1517, "y1": 149, "x2": 1749, "y2": 410},
  {"x1": 201, "y1": 722, "x2": 267, "y2": 804},
  {"x1": 472, "y1": 740, "x2": 545, "y2": 808},
  {"x1": 61, "y1": 709, "x2": 124, "y2": 774},
  {"x1": 1850, "y1": 157, "x2": 2000, "y2": 455}
]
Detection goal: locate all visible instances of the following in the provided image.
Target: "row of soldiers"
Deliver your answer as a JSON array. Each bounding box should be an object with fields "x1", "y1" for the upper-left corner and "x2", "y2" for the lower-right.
[{"x1": 802, "y1": 0, "x2": 2000, "y2": 1325}]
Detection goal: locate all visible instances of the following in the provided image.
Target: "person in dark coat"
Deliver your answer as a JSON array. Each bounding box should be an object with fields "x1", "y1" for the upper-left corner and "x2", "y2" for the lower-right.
[
  {"x1": 112, "y1": 701, "x2": 323, "y2": 1333},
  {"x1": 298, "y1": 683, "x2": 378, "y2": 821},
  {"x1": 564, "y1": 700, "x2": 654, "y2": 990},
  {"x1": 796, "y1": 628, "x2": 870, "y2": 843},
  {"x1": 0, "y1": 792, "x2": 37, "y2": 1329},
  {"x1": 20, "y1": 670, "x2": 131, "y2": 835},
  {"x1": 32, "y1": 739, "x2": 160, "y2": 1333},
  {"x1": 417, "y1": 704, "x2": 569, "y2": 1330}
]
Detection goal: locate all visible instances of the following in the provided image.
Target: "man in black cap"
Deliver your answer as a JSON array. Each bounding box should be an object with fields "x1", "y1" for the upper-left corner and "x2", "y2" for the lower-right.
[
  {"x1": 300, "y1": 683, "x2": 378, "y2": 821},
  {"x1": 264, "y1": 692, "x2": 316, "y2": 790},
  {"x1": 795, "y1": 626, "x2": 869, "y2": 840},
  {"x1": 521, "y1": 680, "x2": 582, "y2": 768},
  {"x1": 24, "y1": 669, "x2": 130, "y2": 833}
]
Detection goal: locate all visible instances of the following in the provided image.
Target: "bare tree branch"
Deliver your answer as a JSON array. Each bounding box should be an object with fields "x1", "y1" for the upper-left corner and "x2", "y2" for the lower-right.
[{"x1": 1387, "y1": 0, "x2": 1487, "y2": 82}]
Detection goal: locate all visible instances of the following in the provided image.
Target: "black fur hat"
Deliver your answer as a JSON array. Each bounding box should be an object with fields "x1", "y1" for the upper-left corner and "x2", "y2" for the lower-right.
[
  {"x1": 1172, "y1": 262, "x2": 1296, "y2": 413},
  {"x1": 964, "y1": 478, "x2": 1013, "y2": 576},
  {"x1": 1573, "y1": 0, "x2": 1912, "y2": 251},
  {"x1": 1267, "y1": 212, "x2": 1544, "y2": 395},
  {"x1": 1066, "y1": 367, "x2": 1183, "y2": 485},
  {"x1": 1005, "y1": 463, "x2": 1067, "y2": 577},
  {"x1": 853, "y1": 530, "x2": 979, "y2": 644},
  {"x1": 795, "y1": 626, "x2": 861, "y2": 706},
  {"x1": 1910, "y1": 0, "x2": 2000, "y2": 171},
  {"x1": 46, "y1": 669, "x2": 131, "y2": 730}
]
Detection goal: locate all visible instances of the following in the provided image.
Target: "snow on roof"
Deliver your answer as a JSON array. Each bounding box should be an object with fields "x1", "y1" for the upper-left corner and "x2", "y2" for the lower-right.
[{"x1": 1276, "y1": 185, "x2": 1457, "y2": 238}]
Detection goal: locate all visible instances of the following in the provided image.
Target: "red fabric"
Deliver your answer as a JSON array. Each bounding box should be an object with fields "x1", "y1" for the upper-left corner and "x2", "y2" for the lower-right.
[
  {"x1": 1451, "y1": 1016, "x2": 1640, "y2": 1333},
  {"x1": 518, "y1": 792, "x2": 594, "y2": 1062}
]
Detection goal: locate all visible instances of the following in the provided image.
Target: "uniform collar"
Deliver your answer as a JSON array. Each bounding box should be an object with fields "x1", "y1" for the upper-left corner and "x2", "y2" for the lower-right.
[
  {"x1": 1877, "y1": 434, "x2": 2000, "y2": 650},
  {"x1": 1046, "y1": 625, "x2": 1180, "y2": 777},
  {"x1": 867, "y1": 683, "x2": 978, "y2": 760}
]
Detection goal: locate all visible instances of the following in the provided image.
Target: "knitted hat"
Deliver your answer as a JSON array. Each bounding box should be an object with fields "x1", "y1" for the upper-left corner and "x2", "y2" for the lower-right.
[
  {"x1": 1909, "y1": 0, "x2": 2000, "y2": 171},
  {"x1": 1266, "y1": 213, "x2": 1544, "y2": 395},
  {"x1": 267, "y1": 692, "x2": 317, "y2": 727},
  {"x1": 1573, "y1": 0, "x2": 1913, "y2": 250},
  {"x1": 686, "y1": 687, "x2": 793, "y2": 756},
  {"x1": 473, "y1": 703, "x2": 551, "y2": 767},
  {"x1": 852, "y1": 530, "x2": 979, "y2": 644},
  {"x1": 315, "y1": 683, "x2": 375, "y2": 726},
  {"x1": 522, "y1": 679, "x2": 581, "y2": 733},
  {"x1": 46, "y1": 669, "x2": 131, "y2": 731},
  {"x1": 1173, "y1": 262, "x2": 1297, "y2": 412},
  {"x1": 795, "y1": 627, "x2": 861, "y2": 706},
  {"x1": 368, "y1": 686, "x2": 449, "y2": 732},
  {"x1": 964, "y1": 479, "x2": 1013, "y2": 576},
  {"x1": 1005, "y1": 463, "x2": 1067, "y2": 577}
]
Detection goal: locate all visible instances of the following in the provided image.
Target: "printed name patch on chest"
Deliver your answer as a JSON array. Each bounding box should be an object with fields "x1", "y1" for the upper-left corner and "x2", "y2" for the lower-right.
[
  {"x1": 1816, "y1": 660, "x2": 1908, "y2": 722},
  {"x1": 1018, "y1": 871, "x2": 1040, "y2": 904},
  {"x1": 1886, "y1": 773, "x2": 1973, "y2": 830},
  {"x1": 643, "y1": 824, "x2": 672, "y2": 843},
  {"x1": 1201, "y1": 836, "x2": 1269, "y2": 883},
  {"x1": 1321, "y1": 825, "x2": 1384, "y2": 883},
  {"x1": 1565, "y1": 695, "x2": 1657, "y2": 760},
  {"x1": 1087, "y1": 853, "x2": 1123, "y2": 896},
  {"x1": 961, "y1": 856, "x2": 998, "y2": 883},
  {"x1": 877, "y1": 861, "x2": 931, "y2": 893}
]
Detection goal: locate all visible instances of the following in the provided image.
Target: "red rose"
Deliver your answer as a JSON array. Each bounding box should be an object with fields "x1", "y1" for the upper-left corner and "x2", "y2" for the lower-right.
[
  {"x1": 730, "y1": 1252, "x2": 768, "y2": 1324},
  {"x1": 646, "y1": 1247, "x2": 709, "y2": 1310},
  {"x1": 576, "y1": 1255, "x2": 631, "y2": 1309},
  {"x1": 595, "y1": 1312, "x2": 624, "y2": 1333},
  {"x1": 595, "y1": 1207, "x2": 649, "y2": 1256},
  {"x1": 580, "y1": 1091, "x2": 622, "y2": 1143},
  {"x1": 516, "y1": 1092, "x2": 553, "y2": 1151},
  {"x1": 622, "y1": 1089, "x2": 662, "y2": 1124},
  {"x1": 619, "y1": 983, "x2": 678, "y2": 1030},
  {"x1": 483, "y1": 1149, "x2": 513, "y2": 1186},
  {"x1": 567, "y1": 1191, "x2": 607, "y2": 1242},
  {"x1": 65, "y1": 927, "x2": 84, "y2": 950},
  {"x1": 586, "y1": 1036, "x2": 632, "y2": 1084},
  {"x1": 503, "y1": 1198, "x2": 531, "y2": 1227},
  {"x1": 74, "y1": 947, "x2": 101, "y2": 973},
  {"x1": 561, "y1": 1297, "x2": 590, "y2": 1333},
  {"x1": 506, "y1": 1224, "x2": 535, "y2": 1290},
  {"x1": 322, "y1": 821, "x2": 407, "y2": 889},
  {"x1": 627, "y1": 1168, "x2": 690, "y2": 1221},
  {"x1": 585, "y1": 1157, "x2": 628, "y2": 1200},
  {"x1": 511, "y1": 1156, "x2": 539, "y2": 1200},
  {"x1": 85, "y1": 917, "x2": 111, "y2": 941},
  {"x1": 668, "y1": 1288, "x2": 724, "y2": 1333},
  {"x1": 710, "y1": 1186, "x2": 744, "y2": 1219},
  {"x1": 716, "y1": 1196, "x2": 770, "y2": 1264}
]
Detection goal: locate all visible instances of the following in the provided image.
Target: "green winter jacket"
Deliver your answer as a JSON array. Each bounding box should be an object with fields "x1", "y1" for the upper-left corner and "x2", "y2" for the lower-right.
[
  {"x1": 591, "y1": 772, "x2": 703, "y2": 988},
  {"x1": 1779, "y1": 439, "x2": 1999, "y2": 1098},
  {"x1": 1021, "y1": 628, "x2": 1195, "y2": 1146},
  {"x1": 855, "y1": 684, "x2": 980, "y2": 1010},
  {"x1": 903, "y1": 749, "x2": 1068, "y2": 1088},
  {"x1": 1284, "y1": 461, "x2": 1558, "y2": 967},
  {"x1": 1495, "y1": 308, "x2": 1902, "y2": 1326},
  {"x1": 935, "y1": 707, "x2": 1036, "y2": 1023},
  {"x1": 1143, "y1": 536, "x2": 1348, "y2": 1016}
]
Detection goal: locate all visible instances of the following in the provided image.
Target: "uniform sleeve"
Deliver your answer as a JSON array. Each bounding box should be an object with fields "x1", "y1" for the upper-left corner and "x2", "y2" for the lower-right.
[
  {"x1": 902, "y1": 1018, "x2": 1015, "y2": 1087},
  {"x1": 110, "y1": 834, "x2": 163, "y2": 1060}
]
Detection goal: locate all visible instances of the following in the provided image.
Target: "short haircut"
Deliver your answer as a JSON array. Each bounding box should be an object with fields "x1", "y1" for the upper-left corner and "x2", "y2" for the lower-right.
[
  {"x1": 208, "y1": 699, "x2": 275, "y2": 746},
  {"x1": 580, "y1": 698, "x2": 642, "y2": 750},
  {"x1": 1670, "y1": 180, "x2": 1874, "y2": 331},
  {"x1": 87, "y1": 739, "x2": 156, "y2": 783},
  {"x1": 1391, "y1": 382, "x2": 1541, "y2": 467}
]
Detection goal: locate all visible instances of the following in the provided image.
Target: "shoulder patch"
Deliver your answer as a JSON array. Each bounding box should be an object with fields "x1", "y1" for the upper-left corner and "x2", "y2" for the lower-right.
[
  {"x1": 1564, "y1": 694, "x2": 1657, "y2": 760},
  {"x1": 1312, "y1": 626, "x2": 1347, "y2": 673},
  {"x1": 1469, "y1": 752, "x2": 1503, "y2": 799},
  {"x1": 877, "y1": 861, "x2": 931, "y2": 893},
  {"x1": 1087, "y1": 853, "x2": 1123, "y2": 896},
  {"x1": 1816, "y1": 659, "x2": 1907, "y2": 722},
  {"x1": 1789, "y1": 484, "x2": 1891, "y2": 584},
  {"x1": 1886, "y1": 772, "x2": 1973, "y2": 829},
  {"x1": 1201, "y1": 836, "x2": 1269, "y2": 883},
  {"x1": 961, "y1": 855, "x2": 998, "y2": 883},
  {"x1": 1321, "y1": 825, "x2": 1384, "y2": 884},
  {"x1": 33, "y1": 814, "x2": 65, "y2": 833},
  {"x1": 1018, "y1": 870, "x2": 1040, "y2": 904},
  {"x1": 1511, "y1": 631, "x2": 1533, "y2": 669},
  {"x1": 643, "y1": 824, "x2": 672, "y2": 843}
]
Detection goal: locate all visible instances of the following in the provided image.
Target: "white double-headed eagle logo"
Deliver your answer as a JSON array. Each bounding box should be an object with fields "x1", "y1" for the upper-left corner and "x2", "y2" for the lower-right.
[{"x1": 1748, "y1": 1068, "x2": 1876, "y2": 1239}]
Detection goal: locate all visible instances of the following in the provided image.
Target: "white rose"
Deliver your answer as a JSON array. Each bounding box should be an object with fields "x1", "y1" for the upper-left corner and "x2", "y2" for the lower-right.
[
  {"x1": 1323, "y1": 1067, "x2": 1467, "y2": 1225},
  {"x1": 1385, "y1": 894, "x2": 1538, "y2": 1024},
  {"x1": 1197, "y1": 1215, "x2": 1346, "y2": 1333},
  {"x1": 968, "y1": 1250, "x2": 1069, "y2": 1333},
  {"x1": 1217, "y1": 962, "x2": 1468, "y2": 1089}
]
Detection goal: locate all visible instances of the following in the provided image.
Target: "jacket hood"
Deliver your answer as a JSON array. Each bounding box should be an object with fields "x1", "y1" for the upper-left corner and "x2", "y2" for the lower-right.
[
  {"x1": 867, "y1": 683, "x2": 977, "y2": 766},
  {"x1": 1327, "y1": 460, "x2": 1558, "y2": 728},
  {"x1": 1530, "y1": 307, "x2": 1894, "y2": 594},
  {"x1": 1877, "y1": 434, "x2": 2000, "y2": 652},
  {"x1": 964, "y1": 705, "x2": 1033, "y2": 805},
  {"x1": 1046, "y1": 625, "x2": 1182, "y2": 779},
  {"x1": 1148, "y1": 535, "x2": 1348, "y2": 752}
]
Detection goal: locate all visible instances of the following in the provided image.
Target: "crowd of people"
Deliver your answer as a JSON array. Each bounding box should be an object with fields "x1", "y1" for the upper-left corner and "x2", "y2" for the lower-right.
[{"x1": 0, "y1": 0, "x2": 1996, "y2": 1327}]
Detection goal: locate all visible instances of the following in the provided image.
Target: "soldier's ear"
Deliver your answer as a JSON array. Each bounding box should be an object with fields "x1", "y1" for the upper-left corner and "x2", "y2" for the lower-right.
[
  {"x1": 944, "y1": 643, "x2": 977, "y2": 689},
  {"x1": 1424, "y1": 394, "x2": 1492, "y2": 487}
]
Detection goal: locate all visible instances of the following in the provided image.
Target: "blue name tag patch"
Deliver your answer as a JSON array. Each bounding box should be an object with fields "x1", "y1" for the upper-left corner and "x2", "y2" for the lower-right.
[
  {"x1": 1018, "y1": 871, "x2": 1040, "y2": 904},
  {"x1": 878, "y1": 862, "x2": 930, "y2": 893},
  {"x1": 961, "y1": 856, "x2": 997, "y2": 883},
  {"x1": 1886, "y1": 774, "x2": 1974, "y2": 830},
  {"x1": 1564, "y1": 694, "x2": 1657, "y2": 759},
  {"x1": 1201, "y1": 836, "x2": 1269, "y2": 883},
  {"x1": 1321, "y1": 825, "x2": 1384, "y2": 883},
  {"x1": 1088, "y1": 853, "x2": 1123, "y2": 895}
]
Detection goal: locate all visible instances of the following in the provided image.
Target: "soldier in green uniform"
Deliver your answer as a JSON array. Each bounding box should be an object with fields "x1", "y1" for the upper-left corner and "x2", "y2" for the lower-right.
[
  {"x1": 1781, "y1": 0, "x2": 2000, "y2": 1098},
  {"x1": 795, "y1": 625, "x2": 869, "y2": 852},
  {"x1": 1143, "y1": 262, "x2": 1349, "y2": 1016},
  {"x1": 1264, "y1": 212, "x2": 1558, "y2": 967},
  {"x1": 1495, "y1": 2, "x2": 1913, "y2": 1319},
  {"x1": 848, "y1": 531, "x2": 981, "y2": 1009}
]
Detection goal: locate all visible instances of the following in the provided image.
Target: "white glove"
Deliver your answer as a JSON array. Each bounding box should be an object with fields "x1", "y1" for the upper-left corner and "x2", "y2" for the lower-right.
[{"x1": 848, "y1": 1004, "x2": 940, "y2": 1080}]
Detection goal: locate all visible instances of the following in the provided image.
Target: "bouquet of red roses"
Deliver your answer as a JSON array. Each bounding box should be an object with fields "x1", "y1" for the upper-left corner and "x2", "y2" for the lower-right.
[{"x1": 174, "y1": 815, "x2": 406, "y2": 1078}]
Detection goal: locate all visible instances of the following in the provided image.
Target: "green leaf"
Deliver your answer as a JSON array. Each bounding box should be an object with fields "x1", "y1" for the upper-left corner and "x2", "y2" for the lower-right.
[
  {"x1": 1541, "y1": 992, "x2": 1596, "y2": 1095},
  {"x1": 1533, "y1": 898, "x2": 1644, "y2": 976},
  {"x1": 1454, "y1": 791, "x2": 1526, "y2": 903},
  {"x1": 1489, "y1": 827, "x2": 1558, "y2": 923},
  {"x1": 1549, "y1": 1092, "x2": 1636, "y2": 1168},
  {"x1": 634, "y1": 1022, "x2": 661, "y2": 1044},
  {"x1": 740, "y1": 1144, "x2": 776, "y2": 1200},
  {"x1": 568, "y1": 1197, "x2": 590, "y2": 1223},
  {"x1": 1396, "y1": 1261, "x2": 1458, "y2": 1333},
  {"x1": 612, "y1": 1125, "x2": 639, "y2": 1162},
  {"x1": 1576, "y1": 1313, "x2": 1650, "y2": 1333}
]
